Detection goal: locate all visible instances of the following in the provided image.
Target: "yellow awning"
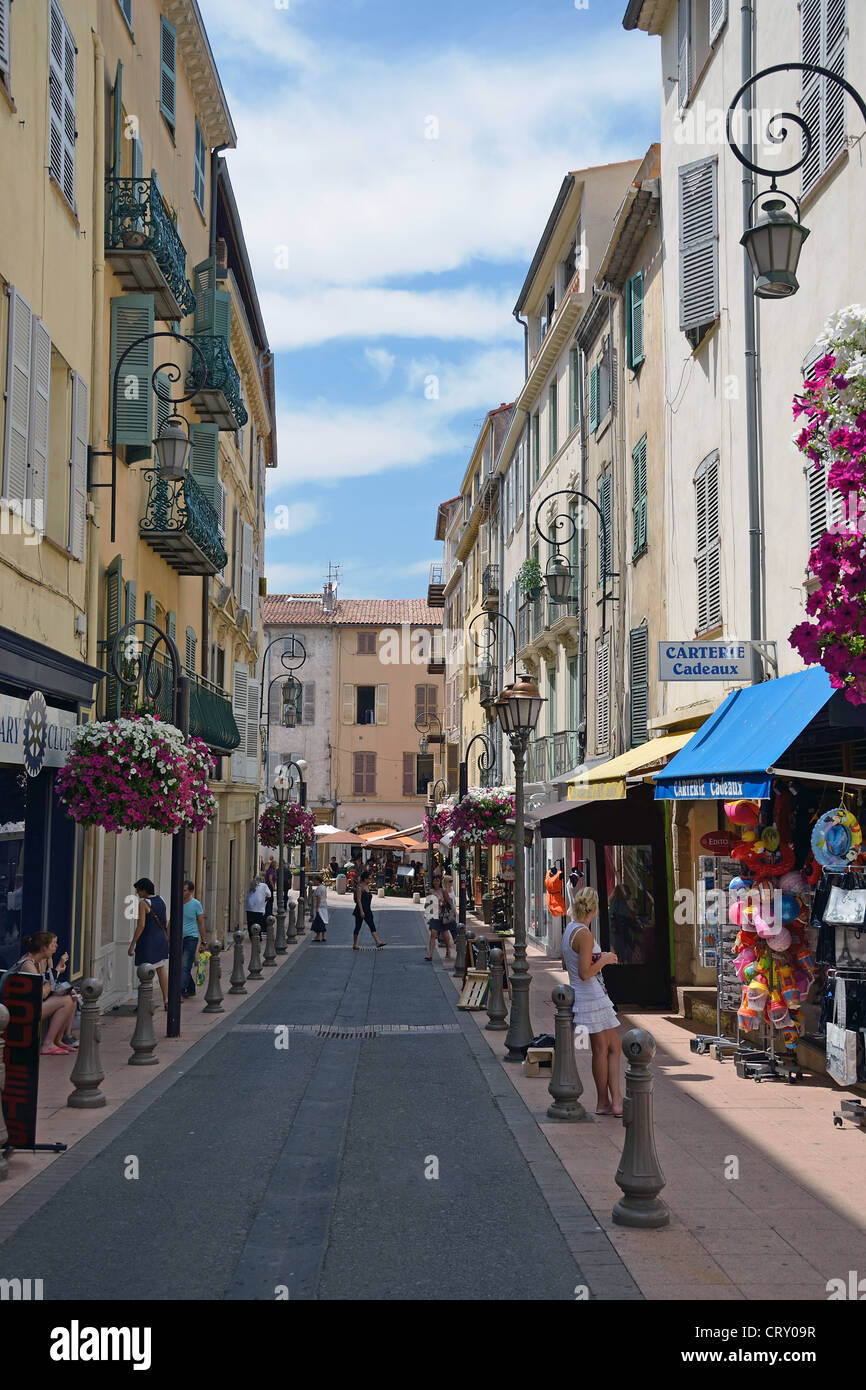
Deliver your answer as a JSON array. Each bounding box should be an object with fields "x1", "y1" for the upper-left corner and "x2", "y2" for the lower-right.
[{"x1": 567, "y1": 732, "x2": 693, "y2": 803}]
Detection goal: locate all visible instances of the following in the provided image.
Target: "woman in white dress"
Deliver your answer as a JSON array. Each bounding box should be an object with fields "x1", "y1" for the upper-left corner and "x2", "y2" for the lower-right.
[{"x1": 561, "y1": 886, "x2": 622, "y2": 1117}]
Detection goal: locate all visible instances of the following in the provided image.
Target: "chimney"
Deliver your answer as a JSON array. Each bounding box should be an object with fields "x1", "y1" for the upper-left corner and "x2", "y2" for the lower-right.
[
  {"x1": 322, "y1": 583, "x2": 335, "y2": 614},
  {"x1": 215, "y1": 237, "x2": 228, "y2": 270}
]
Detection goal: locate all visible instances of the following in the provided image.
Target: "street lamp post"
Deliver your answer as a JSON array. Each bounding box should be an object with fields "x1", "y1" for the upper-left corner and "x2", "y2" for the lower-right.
[
  {"x1": 277, "y1": 757, "x2": 308, "y2": 930},
  {"x1": 426, "y1": 778, "x2": 447, "y2": 897},
  {"x1": 272, "y1": 768, "x2": 293, "y2": 945},
  {"x1": 457, "y1": 733, "x2": 497, "y2": 929},
  {"x1": 415, "y1": 710, "x2": 443, "y2": 892}
]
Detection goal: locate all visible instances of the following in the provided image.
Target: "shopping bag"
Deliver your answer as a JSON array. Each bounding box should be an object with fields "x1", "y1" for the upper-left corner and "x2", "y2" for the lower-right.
[
  {"x1": 195, "y1": 951, "x2": 210, "y2": 989},
  {"x1": 826, "y1": 977, "x2": 858, "y2": 1086}
]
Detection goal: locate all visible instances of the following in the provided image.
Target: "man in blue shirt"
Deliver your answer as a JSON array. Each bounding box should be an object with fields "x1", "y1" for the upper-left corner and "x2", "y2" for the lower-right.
[{"x1": 178, "y1": 880, "x2": 206, "y2": 999}]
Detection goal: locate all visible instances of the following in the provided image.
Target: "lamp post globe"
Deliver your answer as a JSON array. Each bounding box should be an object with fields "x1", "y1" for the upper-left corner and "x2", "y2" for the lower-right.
[{"x1": 281, "y1": 674, "x2": 301, "y2": 728}]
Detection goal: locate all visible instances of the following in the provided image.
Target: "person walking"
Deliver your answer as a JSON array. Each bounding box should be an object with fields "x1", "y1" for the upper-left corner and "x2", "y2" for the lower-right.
[
  {"x1": 352, "y1": 868, "x2": 386, "y2": 950},
  {"x1": 264, "y1": 857, "x2": 278, "y2": 898},
  {"x1": 311, "y1": 874, "x2": 329, "y2": 942},
  {"x1": 11, "y1": 932, "x2": 78, "y2": 1055},
  {"x1": 245, "y1": 877, "x2": 272, "y2": 940},
  {"x1": 175, "y1": 880, "x2": 207, "y2": 999},
  {"x1": 424, "y1": 869, "x2": 455, "y2": 961},
  {"x1": 128, "y1": 878, "x2": 170, "y2": 1009},
  {"x1": 561, "y1": 886, "x2": 622, "y2": 1117}
]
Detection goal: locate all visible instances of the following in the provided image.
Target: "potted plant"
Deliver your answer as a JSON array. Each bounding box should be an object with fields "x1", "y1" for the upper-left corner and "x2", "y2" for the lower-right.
[
  {"x1": 481, "y1": 890, "x2": 495, "y2": 924},
  {"x1": 517, "y1": 555, "x2": 544, "y2": 600}
]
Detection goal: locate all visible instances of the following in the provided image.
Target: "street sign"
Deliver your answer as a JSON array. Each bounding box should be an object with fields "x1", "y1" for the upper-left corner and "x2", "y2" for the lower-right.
[{"x1": 658, "y1": 642, "x2": 750, "y2": 681}]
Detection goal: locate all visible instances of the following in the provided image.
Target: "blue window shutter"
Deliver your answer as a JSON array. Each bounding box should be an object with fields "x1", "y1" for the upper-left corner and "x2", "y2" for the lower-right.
[
  {"x1": 628, "y1": 272, "x2": 645, "y2": 369},
  {"x1": 589, "y1": 364, "x2": 599, "y2": 433},
  {"x1": 110, "y1": 294, "x2": 154, "y2": 446},
  {"x1": 189, "y1": 422, "x2": 220, "y2": 511},
  {"x1": 214, "y1": 289, "x2": 231, "y2": 346},
  {"x1": 159, "y1": 16, "x2": 176, "y2": 128},
  {"x1": 194, "y1": 119, "x2": 207, "y2": 212},
  {"x1": 193, "y1": 256, "x2": 216, "y2": 335}
]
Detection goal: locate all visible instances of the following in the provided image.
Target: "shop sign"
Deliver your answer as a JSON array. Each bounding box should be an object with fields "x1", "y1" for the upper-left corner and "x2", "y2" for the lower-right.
[
  {"x1": 658, "y1": 642, "x2": 750, "y2": 682},
  {"x1": 700, "y1": 831, "x2": 733, "y2": 854},
  {"x1": 1, "y1": 972, "x2": 43, "y2": 1148},
  {"x1": 567, "y1": 778, "x2": 626, "y2": 803},
  {"x1": 0, "y1": 691, "x2": 76, "y2": 775},
  {"x1": 655, "y1": 774, "x2": 771, "y2": 802}
]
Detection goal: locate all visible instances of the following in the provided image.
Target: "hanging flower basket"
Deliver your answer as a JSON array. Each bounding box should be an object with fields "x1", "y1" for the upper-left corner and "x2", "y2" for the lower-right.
[
  {"x1": 424, "y1": 805, "x2": 453, "y2": 843},
  {"x1": 258, "y1": 801, "x2": 317, "y2": 850},
  {"x1": 449, "y1": 787, "x2": 515, "y2": 846},
  {"x1": 790, "y1": 305, "x2": 866, "y2": 704},
  {"x1": 55, "y1": 714, "x2": 216, "y2": 834}
]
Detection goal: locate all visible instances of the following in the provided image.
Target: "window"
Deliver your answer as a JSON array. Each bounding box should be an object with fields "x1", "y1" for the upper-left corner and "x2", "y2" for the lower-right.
[
  {"x1": 415, "y1": 684, "x2": 438, "y2": 723},
  {"x1": 596, "y1": 644, "x2": 610, "y2": 753},
  {"x1": 567, "y1": 655, "x2": 579, "y2": 732},
  {"x1": 547, "y1": 665, "x2": 556, "y2": 736},
  {"x1": 678, "y1": 0, "x2": 727, "y2": 109},
  {"x1": 356, "y1": 685, "x2": 376, "y2": 724},
  {"x1": 358, "y1": 630, "x2": 376, "y2": 654},
  {"x1": 569, "y1": 346, "x2": 579, "y2": 432},
  {"x1": 562, "y1": 239, "x2": 576, "y2": 289},
  {"x1": 353, "y1": 752, "x2": 376, "y2": 796},
  {"x1": 0, "y1": 0, "x2": 11, "y2": 83},
  {"x1": 194, "y1": 118, "x2": 207, "y2": 214},
  {"x1": 413, "y1": 754, "x2": 434, "y2": 796},
  {"x1": 532, "y1": 413, "x2": 540, "y2": 485},
  {"x1": 598, "y1": 338, "x2": 612, "y2": 424},
  {"x1": 116, "y1": 0, "x2": 133, "y2": 29},
  {"x1": 632, "y1": 435, "x2": 648, "y2": 558},
  {"x1": 629, "y1": 626, "x2": 649, "y2": 747},
  {"x1": 159, "y1": 15, "x2": 176, "y2": 130},
  {"x1": 546, "y1": 285, "x2": 555, "y2": 330},
  {"x1": 626, "y1": 271, "x2": 645, "y2": 369},
  {"x1": 679, "y1": 157, "x2": 719, "y2": 345},
  {"x1": 806, "y1": 459, "x2": 844, "y2": 550},
  {"x1": 301, "y1": 680, "x2": 316, "y2": 726},
  {"x1": 548, "y1": 380, "x2": 558, "y2": 458},
  {"x1": 598, "y1": 474, "x2": 612, "y2": 584},
  {"x1": 695, "y1": 452, "x2": 721, "y2": 631},
  {"x1": 589, "y1": 364, "x2": 599, "y2": 434},
  {"x1": 49, "y1": 1, "x2": 76, "y2": 208},
  {"x1": 801, "y1": 0, "x2": 847, "y2": 197}
]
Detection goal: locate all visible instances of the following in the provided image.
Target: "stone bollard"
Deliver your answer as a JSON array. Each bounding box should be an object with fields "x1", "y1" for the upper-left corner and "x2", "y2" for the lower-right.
[
  {"x1": 464, "y1": 929, "x2": 476, "y2": 976},
  {"x1": 248, "y1": 925, "x2": 263, "y2": 980},
  {"x1": 274, "y1": 903, "x2": 288, "y2": 954},
  {"x1": 203, "y1": 939, "x2": 224, "y2": 1012},
  {"x1": 485, "y1": 947, "x2": 508, "y2": 1031},
  {"x1": 547, "y1": 985, "x2": 586, "y2": 1121},
  {"x1": 0, "y1": 1003, "x2": 9, "y2": 1178},
  {"x1": 128, "y1": 967, "x2": 158, "y2": 1068},
  {"x1": 286, "y1": 900, "x2": 298, "y2": 946},
  {"x1": 229, "y1": 929, "x2": 247, "y2": 994},
  {"x1": 476, "y1": 937, "x2": 489, "y2": 971},
  {"x1": 453, "y1": 923, "x2": 468, "y2": 977},
  {"x1": 336, "y1": 873, "x2": 346, "y2": 895},
  {"x1": 612, "y1": 1028, "x2": 669, "y2": 1229},
  {"x1": 69, "y1": 979, "x2": 107, "y2": 1105},
  {"x1": 296, "y1": 895, "x2": 306, "y2": 935},
  {"x1": 263, "y1": 914, "x2": 277, "y2": 967}
]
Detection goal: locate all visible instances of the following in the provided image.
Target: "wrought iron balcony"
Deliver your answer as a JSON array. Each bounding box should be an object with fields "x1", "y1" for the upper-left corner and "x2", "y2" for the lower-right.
[
  {"x1": 98, "y1": 646, "x2": 240, "y2": 753},
  {"x1": 140, "y1": 468, "x2": 228, "y2": 576},
  {"x1": 481, "y1": 564, "x2": 499, "y2": 612},
  {"x1": 528, "y1": 730, "x2": 583, "y2": 783},
  {"x1": 518, "y1": 597, "x2": 548, "y2": 650},
  {"x1": 427, "y1": 561, "x2": 445, "y2": 608},
  {"x1": 105, "y1": 177, "x2": 196, "y2": 321},
  {"x1": 187, "y1": 334, "x2": 248, "y2": 431}
]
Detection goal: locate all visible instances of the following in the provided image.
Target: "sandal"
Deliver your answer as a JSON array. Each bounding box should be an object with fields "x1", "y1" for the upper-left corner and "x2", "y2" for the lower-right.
[
  {"x1": 424, "y1": 955, "x2": 433, "y2": 961},
  {"x1": 376, "y1": 942, "x2": 387, "y2": 949},
  {"x1": 41, "y1": 1045, "x2": 72, "y2": 1055}
]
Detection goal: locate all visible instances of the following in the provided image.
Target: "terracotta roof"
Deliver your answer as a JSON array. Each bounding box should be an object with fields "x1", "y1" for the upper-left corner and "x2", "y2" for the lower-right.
[{"x1": 263, "y1": 595, "x2": 443, "y2": 627}]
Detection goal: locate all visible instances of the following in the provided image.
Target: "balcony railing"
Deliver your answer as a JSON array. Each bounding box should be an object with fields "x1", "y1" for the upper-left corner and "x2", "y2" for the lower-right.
[
  {"x1": 528, "y1": 730, "x2": 583, "y2": 783},
  {"x1": 187, "y1": 334, "x2": 248, "y2": 431},
  {"x1": 140, "y1": 468, "x2": 228, "y2": 575},
  {"x1": 519, "y1": 597, "x2": 548, "y2": 649},
  {"x1": 427, "y1": 561, "x2": 445, "y2": 608},
  {"x1": 482, "y1": 563, "x2": 499, "y2": 611},
  {"x1": 98, "y1": 646, "x2": 241, "y2": 752},
  {"x1": 105, "y1": 177, "x2": 196, "y2": 321}
]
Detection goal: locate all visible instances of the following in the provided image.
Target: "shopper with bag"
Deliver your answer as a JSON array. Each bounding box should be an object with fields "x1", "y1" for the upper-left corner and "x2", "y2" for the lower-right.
[
  {"x1": 311, "y1": 874, "x2": 329, "y2": 942},
  {"x1": 424, "y1": 869, "x2": 455, "y2": 961},
  {"x1": 176, "y1": 879, "x2": 207, "y2": 1000},
  {"x1": 129, "y1": 878, "x2": 169, "y2": 1009}
]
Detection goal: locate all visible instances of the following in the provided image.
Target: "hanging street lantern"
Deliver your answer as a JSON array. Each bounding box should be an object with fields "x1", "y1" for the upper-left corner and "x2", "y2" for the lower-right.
[
  {"x1": 281, "y1": 674, "x2": 301, "y2": 727},
  {"x1": 545, "y1": 551, "x2": 574, "y2": 604},
  {"x1": 741, "y1": 196, "x2": 810, "y2": 300}
]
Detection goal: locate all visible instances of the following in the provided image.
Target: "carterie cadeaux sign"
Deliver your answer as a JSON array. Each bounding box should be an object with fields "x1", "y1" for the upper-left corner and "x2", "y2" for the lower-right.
[{"x1": 658, "y1": 642, "x2": 750, "y2": 682}]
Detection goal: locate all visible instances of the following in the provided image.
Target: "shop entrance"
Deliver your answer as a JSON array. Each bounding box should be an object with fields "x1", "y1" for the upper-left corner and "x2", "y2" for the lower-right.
[{"x1": 595, "y1": 841, "x2": 668, "y2": 1007}]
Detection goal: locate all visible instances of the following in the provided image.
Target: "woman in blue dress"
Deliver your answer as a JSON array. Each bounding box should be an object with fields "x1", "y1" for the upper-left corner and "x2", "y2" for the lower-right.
[{"x1": 128, "y1": 877, "x2": 169, "y2": 1008}]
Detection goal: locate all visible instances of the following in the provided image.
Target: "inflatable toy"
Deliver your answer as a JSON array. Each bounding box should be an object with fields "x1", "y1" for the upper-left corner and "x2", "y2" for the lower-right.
[
  {"x1": 811, "y1": 806, "x2": 862, "y2": 869},
  {"x1": 725, "y1": 800, "x2": 761, "y2": 826}
]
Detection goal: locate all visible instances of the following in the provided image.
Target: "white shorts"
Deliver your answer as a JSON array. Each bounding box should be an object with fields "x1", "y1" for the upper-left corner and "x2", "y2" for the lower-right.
[{"x1": 573, "y1": 1000, "x2": 619, "y2": 1036}]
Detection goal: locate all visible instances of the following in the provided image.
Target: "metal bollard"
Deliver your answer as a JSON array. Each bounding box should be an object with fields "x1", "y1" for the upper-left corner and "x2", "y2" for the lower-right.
[
  {"x1": 286, "y1": 900, "x2": 297, "y2": 946},
  {"x1": 546, "y1": 985, "x2": 586, "y2": 1121},
  {"x1": 453, "y1": 923, "x2": 468, "y2": 977},
  {"x1": 203, "y1": 939, "x2": 224, "y2": 1012},
  {"x1": 485, "y1": 947, "x2": 508, "y2": 1031},
  {"x1": 247, "y1": 925, "x2": 263, "y2": 979},
  {"x1": 274, "y1": 903, "x2": 288, "y2": 954},
  {"x1": 464, "y1": 929, "x2": 476, "y2": 977},
  {"x1": 296, "y1": 895, "x2": 306, "y2": 935},
  {"x1": 229, "y1": 929, "x2": 247, "y2": 994},
  {"x1": 476, "y1": 937, "x2": 489, "y2": 971},
  {"x1": 128, "y1": 967, "x2": 158, "y2": 1067},
  {"x1": 612, "y1": 1028, "x2": 669, "y2": 1229},
  {"x1": 68, "y1": 979, "x2": 107, "y2": 1105},
  {"x1": 263, "y1": 914, "x2": 277, "y2": 967},
  {"x1": 0, "y1": 1003, "x2": 9, "y2": 1178}
]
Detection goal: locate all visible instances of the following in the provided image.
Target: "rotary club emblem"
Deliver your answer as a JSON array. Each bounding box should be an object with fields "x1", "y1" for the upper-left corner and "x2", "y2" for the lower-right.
[{"x1": 23, "y1": 690, "x2": 48, "y2": 777}]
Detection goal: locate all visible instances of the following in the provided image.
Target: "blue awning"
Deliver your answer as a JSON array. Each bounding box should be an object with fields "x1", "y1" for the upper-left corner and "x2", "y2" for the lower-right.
[{"x1": 653, "y1": 668, "x2": 835, "y2": 801}]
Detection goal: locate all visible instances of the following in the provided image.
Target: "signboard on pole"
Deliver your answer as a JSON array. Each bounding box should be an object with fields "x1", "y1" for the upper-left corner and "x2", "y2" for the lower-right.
[
  {"x1": 658, "y1": 642, "x2": 750, "y2": 682},
  {"x1": 1, "y1": 972, "x2": 43, "y2": 1148}
]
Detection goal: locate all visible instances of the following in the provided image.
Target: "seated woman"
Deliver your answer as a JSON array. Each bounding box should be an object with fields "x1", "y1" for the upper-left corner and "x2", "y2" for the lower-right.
[{"x1": 14, "y1": 932, "x2": 77, "y2": 1055}]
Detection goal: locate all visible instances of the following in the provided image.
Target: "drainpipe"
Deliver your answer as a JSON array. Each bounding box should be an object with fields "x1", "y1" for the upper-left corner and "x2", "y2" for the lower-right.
[
  {"x1": 577, "y1": 350, "x2": 588, "y2": 768},
  {"x1": 741, "y1": 0, "x2": 763, "y2": 683}
]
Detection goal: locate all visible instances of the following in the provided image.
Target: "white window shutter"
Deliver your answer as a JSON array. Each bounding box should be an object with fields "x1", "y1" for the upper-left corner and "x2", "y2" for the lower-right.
[
  {"x1": 0, "y1": 0, "x2": 10, "y2": 78},
  {"x1": 302, "y1": 680, "x2": 316, "y2": 726},
  {"x1": 69, "y1": 371, "x2": 88, "y2": 560},
  {"x1": 342, "y1": 682, "x2": 354, "y2": 725},
  {"x1": 679, "y1": 158, "x2": 719, "y2": 333},
  {"x1": 709, "y1": 0, "x2": 727, "y2": 45},
  {"x1": 246, "y1": 678, "x2": 260, "y2": 783},
  {"x1": 3, "y1": 288, "x2": 33, "y2": 504},
  {"x1": 233, "y1": 505, "x2": 241, "y2": 597},
  {"x1": 29, "y1": 319, "x2": 50, "y2": 530},
  {"x1": 375, "y1": 683, "x2": 389, "y2": 725},
  {"x1": 230, "y1": 663, "x2": 248, "y2": 782},
  {"x1": 677, "y1": 0, "x2": 692, "y2": 109},
  {"x1": 49, "y1": 0, "x2": 75, "y2": 207},
  {"x1": 241, "y1": 522, "x2": 253, "y2": 614},
  {"x1": 596, "y1": 645, "x2": 610, "y2": 752}
]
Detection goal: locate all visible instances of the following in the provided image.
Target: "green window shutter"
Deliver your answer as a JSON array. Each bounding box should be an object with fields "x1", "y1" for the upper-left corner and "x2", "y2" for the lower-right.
[
  {"x1": 189, "y1": 422, "x2": 219, "y2": 511},
  {"x1": 194, "y1": 119, "x2": 207, "y2": 212},
  {"x1": 627, "y1": 271, "x2": 645, "y2": 369},
  {"x1": 193, "y1": 257, "x2": 216, "y2": 336},
  {"x1": 214, "y1": 289, "x2": 231, "y2": 346},
  {"x1": 124, "y1": 578, "x2": 137, "y2": 626},
  {"x1": 112, "y1": 61, "x2": 123, "y2": 178},
  {"x1": 569, "y1": 346, "x2": 579, "y2": 431},
  {"x1": 549, "y1": 381, "x2": 558, "y2": 457},
  {"x1": 629, "y1": 626, "x2": 650, "y2": 747},
  {"x1": 105, "y1": 555, "x2": 123, "y2": 717},
  {"x1": 159, "y1": 15, "x2": 176, "y2": 128},
  {"x1": 144, "y1": 590, "x2": 156, "y2": 628},
  {"x1": 598, "y1": 475, "x2": 612, "y2": 584},
  {"x1": 185, "y1": 626, "x2": 197, "y2": 674},
  {"x1": 166, "y1": 610, "x2": 177, "y2": 644},
  {"x1": 589, "y1": 364, "x2": 599, "y2": 433},
  {"x1": 132, "y1": 136, "x2": 143, "y2": 182},
  {"x1": 110, "y1": 295, "x2": 154, "y2": 447},
  {"x1": 632, "y1": 435, "x2": 648, "y2": 556}
]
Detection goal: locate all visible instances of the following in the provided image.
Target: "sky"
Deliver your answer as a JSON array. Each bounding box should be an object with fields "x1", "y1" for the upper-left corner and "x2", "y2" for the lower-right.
[{"x1": 198, "y1": 0, "x2": 662, "y2": 598}]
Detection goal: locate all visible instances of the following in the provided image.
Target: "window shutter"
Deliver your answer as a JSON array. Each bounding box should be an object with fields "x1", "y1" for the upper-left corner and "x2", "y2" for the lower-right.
[
  {"x1": 679, "y1": 159, "x2": 719, "y2": 334},
  {"x1": 110, "y1": 295, "x2": 154, "y2": 446},
  {"x1": 677, "y1": 0, "x2": 692, "y2": 109},
  {"x1": 598, "y1": 474, "x2": 612, "y2": 584},
  {"x1": 629, "y1": 626, "x2": 650, "y2": 747},
  {"x1": 233, "y1": 505, "x2": 241, "y2": 595},
  {"x1": 375, "y1": 683, "x2": 389, "y2": 725},
  {"x1": 246, "y1": 679, "x2": 260, "y2": 782},
  {"x1": 825, "y1": 0, "x2": 847, "y2": 177},
  {"x1": 189, "y1": 422, "x2": 219, "y2": 512},
  {"x1": 144, "y1": 590, "x2": 156, "y2": 628},
  {"x1": 241, "y1": 522, "x2": 253, "y2": 613},
  {"x1": 403, "y1": 753, "x2": 414, "y2": 797},
  {"x1": 589, "y1": 364, "x2": 599, "y2": 433},
  {"x1": 214, "y1": 290, "x2": 232, "y2": 346},
  {"x1": 709, "y1": 0, "x2": 728, "y2": 44},
  {"x1": 193, "y1": 257, "x2": 217, "y2": 337},
  {"x1": 112, "y1": 62, "x2": 123, "y2": 178},
  {"x1": 104, "y1": 555, "x2": 123, "y2": 716},
  {"x1": 49, "y1": 0, "x2": 76, "y2": 207},
  {"x1": 0, "y1": 0, "x2": 10, "y2": 79},
  {"x1": 696, "y1": 455, "x2": 721, "y2": 630},
  {"x1": 807, "y1": 461, "x2": 844, "y2": 549},
  {"x1": 627, "y1": 272, "x2": 645, "y2": 369},
  {"x1": 3, "y1": 288, "x2": 33, "y2": 504},
  {"x1": 185, "y1": 626, "x2": 197, "y2": 674},
  {"x1": 118, "y1": 0, "x2": 132, "y2": 24},
  {"x1": 166, "y1": 610, "x2": 176, "y2": 642},
  {"x1": 217, "y1": 479, "x2": 227, "y2": 537},
  {"x1": 342, "y1": 682, "x2": 355, "y2": 725},
  {"x1": 69, "y1": 371, "x2": 88, "y2": 560},
  {"x1": 159, "y1": 15, "x2": 176, "y2": 128},
  {"x1": 28, "y1": 319, "x2": 50, "y2": 525},
  {"x1": 596, "y1": 644, "x2": 610, "y2": 752},
  {"x1": 194, "y1": 119, "x2": 207, "y2": 212},
  {"x1": 154, "y1": 369, "x2": 171, "y2": 439},
  {"x1": 367, "y1": 753, "x2": 376, "y2": 796},
  {"x1": 632, "y1": 436, "x2": 648, "y2": 556},
  {"x1": 124, "y1": 578, "x2": 137, "y2": 626},
  {"x1": 426, "y1": 683, "x2": 438, "y2": 717},
  {"x1": 549, "y1": 380, "x2": 558, "y2": 457},
  {"x1": 230, "y1": 663, "x2": 248, "y2": 782},
  {"x1": 301, "y1": 681, "x2": 316, "y2": 726},
  {"x1": 569, "y1": 346, "x2": 579, "y2": 430}
]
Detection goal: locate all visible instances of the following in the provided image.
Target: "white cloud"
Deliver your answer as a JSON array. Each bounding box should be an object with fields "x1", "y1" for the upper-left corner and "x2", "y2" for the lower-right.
[
  {"x1": 268, "y1": 500, "x2": 323, "y2": 535},
  {"x1": 364, "y1": 346, "x2": 396, "y2": 382},
  {"x1": 259, "y1": 286, "x2": 516, "y2": 350}
]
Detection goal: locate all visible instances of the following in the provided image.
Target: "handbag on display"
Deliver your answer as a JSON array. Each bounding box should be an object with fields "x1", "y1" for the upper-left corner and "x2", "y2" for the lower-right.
[
  {"x1": 195, "y1": 951, "x2": 210, "y2": 989},
  {"x1": 826, "y1": 977, "x2": 859, "y2": 1087}
]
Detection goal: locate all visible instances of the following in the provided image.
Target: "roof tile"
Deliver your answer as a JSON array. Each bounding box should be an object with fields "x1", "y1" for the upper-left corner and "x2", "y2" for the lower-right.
[{"x1": 263, "y1": 595, "x2": 443, "y2": 627}]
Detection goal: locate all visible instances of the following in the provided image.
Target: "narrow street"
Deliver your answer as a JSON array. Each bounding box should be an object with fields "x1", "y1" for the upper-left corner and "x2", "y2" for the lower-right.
[{"x1": 0, "y1": 899, "x2": 636, "y2": 1302}]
